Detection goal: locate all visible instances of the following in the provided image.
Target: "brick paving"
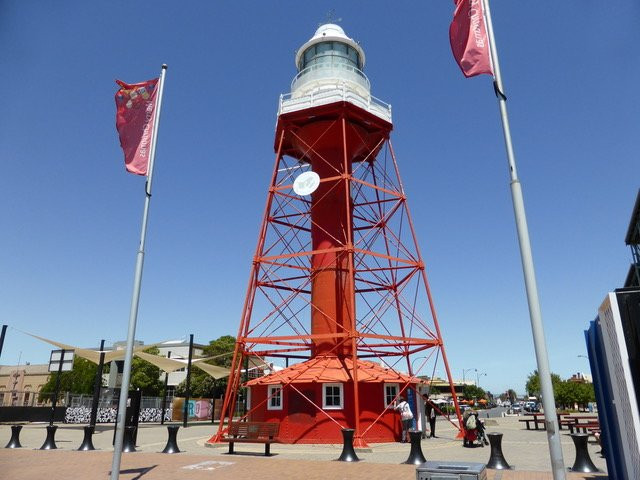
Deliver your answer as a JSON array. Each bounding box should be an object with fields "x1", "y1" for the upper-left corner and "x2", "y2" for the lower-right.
[{"x1": 0, "y1": 416, "x2": 608, "y2": 480}]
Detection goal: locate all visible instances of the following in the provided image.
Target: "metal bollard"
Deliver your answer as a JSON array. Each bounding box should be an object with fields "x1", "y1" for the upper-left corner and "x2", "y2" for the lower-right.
[
  {"x1": 403, "y1": 429, "x2": 426, "y2": 465},
  {"x1": 39, "y1": 425, "x2": 58, "y2": 450},
  {"x1": 486, "y1": 432, "x2": 512, "y2": 469},
  {"x1": 122, "y1": 426, "x2": 137, "y2": 452},
  {"x1": 78, "y1": 426, "x2": 95, "y2": 451},
  {"x1": 5, "y1": 425, "x2": 23, "y2": 448},
  {"x1": 569, "y1": 433, "x2": 599, "y2": 473},
  {"x1": 161, "y1": 425, "x2": 181, "y2": 454},
  {"x1": 337, "y1": 428, "x2": 360, "y2": 462}
]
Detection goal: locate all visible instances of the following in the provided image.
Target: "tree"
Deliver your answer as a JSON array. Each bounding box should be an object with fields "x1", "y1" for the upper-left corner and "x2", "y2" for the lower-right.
[
  {"x1": 39, "y1": 357, "x2": 99, "y2": 401},
  {"x1": 574, "y1": 382, "x2": 595, "y2": 408},
  {"x1": 130, "y1": 346, "x2": 165, "y2": 396},
  {"x1": 525, "y1": 370, "x2": 562, "y2": 398},
  {"x1": 461, "y1": 384, "x2": 486, "y2": 402},
  {"x1": 175, "y1": 335, "x2": 236, "y2": 398}
]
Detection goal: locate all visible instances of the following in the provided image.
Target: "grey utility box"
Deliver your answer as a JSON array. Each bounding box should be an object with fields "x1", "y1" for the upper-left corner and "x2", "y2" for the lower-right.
[{"x1": 416, "y1": 461, "x2": 487, "y2": 480}]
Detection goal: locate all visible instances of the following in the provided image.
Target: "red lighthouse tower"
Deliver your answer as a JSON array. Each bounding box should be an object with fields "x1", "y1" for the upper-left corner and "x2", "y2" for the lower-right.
[{"x1": 209, "y1": 24, "x2": 462, "y2": 446}]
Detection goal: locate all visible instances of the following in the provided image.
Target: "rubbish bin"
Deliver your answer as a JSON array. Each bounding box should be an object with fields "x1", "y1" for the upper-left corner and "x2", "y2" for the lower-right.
[{"x1": 416, "y1": 461, "x2": 487, "y2": 480}]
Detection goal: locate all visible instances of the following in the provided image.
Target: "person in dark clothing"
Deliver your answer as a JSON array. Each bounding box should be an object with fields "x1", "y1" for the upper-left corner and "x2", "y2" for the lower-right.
[{"x1": 426, "y1": 401, "x2": 437, "y2": 438}]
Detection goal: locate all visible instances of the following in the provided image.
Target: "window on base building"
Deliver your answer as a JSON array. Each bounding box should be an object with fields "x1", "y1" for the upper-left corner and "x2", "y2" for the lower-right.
[
  {"x1": 322, "y1": 383, "x2": 343, "y2": 409},
  {"x1": 267, "y1": 385, "x2": 283, "y2": 410},
  {"x1": 384, "y1": 383, "x2": 399, "y2": 407}
]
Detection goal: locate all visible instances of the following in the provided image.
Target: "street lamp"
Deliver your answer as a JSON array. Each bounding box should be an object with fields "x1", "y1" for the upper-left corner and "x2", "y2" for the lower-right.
[
  {"x1": 476, "y1": 372, "x2": 487, "y2": 387},
  {"x1": 411, "y1": 356, "x2": 428, "y2": 377},
  {"x1": 462, "y1": 368, "x2": 476, "y2": 384}
]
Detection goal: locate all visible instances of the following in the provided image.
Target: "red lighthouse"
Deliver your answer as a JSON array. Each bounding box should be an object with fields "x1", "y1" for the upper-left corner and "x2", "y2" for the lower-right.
[{"x1": 209, "y1": 24, "x2": 462, "y2": 446}]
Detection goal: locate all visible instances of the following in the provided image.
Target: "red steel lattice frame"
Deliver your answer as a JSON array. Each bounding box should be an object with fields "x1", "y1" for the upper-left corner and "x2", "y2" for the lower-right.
[{"x1": 209, "y1": 103, "x2": 463, "y2": 445}]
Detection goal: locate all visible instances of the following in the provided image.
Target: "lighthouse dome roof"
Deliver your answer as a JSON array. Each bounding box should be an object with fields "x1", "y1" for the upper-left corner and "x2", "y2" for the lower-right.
[
  {"x1": 313, "y1": 23, "x2": 348, "y2": 39},
  {"x1": 295, "y1": 23, "x2": 365, "y2": 70}
]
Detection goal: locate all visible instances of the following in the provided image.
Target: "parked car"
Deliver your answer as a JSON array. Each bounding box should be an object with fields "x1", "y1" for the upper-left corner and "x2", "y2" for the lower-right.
[
  {"x1": 510, "y1": 404, "x2": 522, "y2": 414},
  {"x1": 524, "y1": 401, "x2": 541, "y2": 412}
]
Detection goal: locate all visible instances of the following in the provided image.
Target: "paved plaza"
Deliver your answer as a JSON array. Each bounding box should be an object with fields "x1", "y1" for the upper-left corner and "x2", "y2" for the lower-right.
[{"x1": 0, "y1": 416, "x2": 608, "y2": 479}]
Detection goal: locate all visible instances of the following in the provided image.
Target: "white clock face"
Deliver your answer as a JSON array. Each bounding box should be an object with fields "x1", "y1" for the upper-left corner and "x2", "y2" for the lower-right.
[{"x1": 293, "y1": 171, "x2": 321, "y2": 196}]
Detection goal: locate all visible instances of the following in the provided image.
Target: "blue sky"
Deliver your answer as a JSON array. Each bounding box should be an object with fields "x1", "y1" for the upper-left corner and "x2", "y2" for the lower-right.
[{"x1": 1, "y1": 1, "x2": 638, "y2": 396}]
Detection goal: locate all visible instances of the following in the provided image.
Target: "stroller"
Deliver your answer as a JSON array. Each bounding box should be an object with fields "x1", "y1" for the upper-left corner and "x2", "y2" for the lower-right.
[{"x1": 462, "y1": 411, "x2": 489, "y2": 447}]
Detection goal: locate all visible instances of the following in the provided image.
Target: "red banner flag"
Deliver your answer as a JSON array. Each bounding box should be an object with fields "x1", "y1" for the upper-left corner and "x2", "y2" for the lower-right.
[
  {"x1": 449, "y1": 0, "x2": 494, "y2": 78},
  {"x1": 115, "y1": 78, "x2": 159, "y2": 175}
]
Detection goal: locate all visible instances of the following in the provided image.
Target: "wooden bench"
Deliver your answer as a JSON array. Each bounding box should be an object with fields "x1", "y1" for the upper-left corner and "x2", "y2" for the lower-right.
[
  {"x1": 519, "y1": 416, "x2": 545, "y2": 430},
  {"x1": 564, "y1": 416, "x2": 598, "y2": 434},
  {"x1": 220, "y1": 422, "x2": 280, "y2": 456},
  {"x1": 560, "y1": 418, "x2": 577, "y2": 431},
  {"x1": 571, "y1": 421, "x2": 600, "y2": 435}
]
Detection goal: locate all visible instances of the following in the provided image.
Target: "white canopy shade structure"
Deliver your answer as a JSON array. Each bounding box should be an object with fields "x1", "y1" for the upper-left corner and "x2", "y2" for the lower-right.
[
  {"x1": 24, "y1": 330, "x2": 231, "y2": 379},
  {"x1": 191, "y1": 360, "x2": 230, "y2": 380},
  {"x1": 25, "y1": 332, "x2": 152, "y2": 364},
  {"x1": 133, "y1": 350, "x2": 230, "y2": 379}
]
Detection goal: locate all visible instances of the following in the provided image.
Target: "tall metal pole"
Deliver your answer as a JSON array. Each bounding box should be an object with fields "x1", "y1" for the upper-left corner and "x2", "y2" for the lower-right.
[
  {"x1": 50, "y1": 349, "x2": 65, "y2": 426},
  {"x1": 482, "y1": 1, "x2": 565, "y2": 477},
  {"x1": 183, "y1": 334, "x2": 194, "y2": 428},
  {"x1": 0, "y1": 325, "x2": 7, "y2": 360},
  {"x1": 161, "y1": 351, "x2": 171, "y2": 425},
  {"x1": 110, "y1": 64, "x2": 167, "y2": 480},
  {"x1": 90, "y1": 339, "x2": 106, "y2": 429}
]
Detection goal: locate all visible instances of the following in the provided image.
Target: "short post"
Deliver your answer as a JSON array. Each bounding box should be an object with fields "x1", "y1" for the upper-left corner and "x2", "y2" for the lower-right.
[
  {"x1": 486, "y1": 432, "x2": 512, "y2": 469},
  {"x1": 161, "y1": 425, "x2": 180, "y2": 454},
  {"x1": 122, "y1": 426, "x2": 136, "y2": 452},
  {"x1": 39, "y1": 425, "x2": 58, "y2": 450},
  {"x1": 78, "y1": 426, "x2": 96, "y2": 451},
  {"x1": 569, "y1": 433, "x2": 599, "y2": 473},
  {"x1": 5, "y1": 425, "x2": 22, "y2": 448},
  {"x1": 403, "y1": 429, "x2": 426, "y2": 465},
  {"x1": 337, "y1": 428, "x2": 359, "y2": 462}
]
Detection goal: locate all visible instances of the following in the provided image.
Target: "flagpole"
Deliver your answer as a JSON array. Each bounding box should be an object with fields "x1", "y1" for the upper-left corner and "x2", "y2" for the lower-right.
[
  {"x1": 481, "y1": 1, "x2": 566, "y2": 478},
  {"x1": 110, "y1": 64, "x2": 167, "y2": 480}
]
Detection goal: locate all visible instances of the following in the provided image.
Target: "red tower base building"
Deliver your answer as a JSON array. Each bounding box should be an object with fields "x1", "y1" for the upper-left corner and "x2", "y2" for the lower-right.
[{"x1": 209, "y1": 24, "x2": 462, "y2": 447}]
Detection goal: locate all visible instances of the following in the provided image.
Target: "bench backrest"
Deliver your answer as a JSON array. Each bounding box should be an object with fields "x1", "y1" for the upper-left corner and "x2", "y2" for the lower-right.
[{"x1": 228, "y1": 422, "x2": 280, "y2": 439}]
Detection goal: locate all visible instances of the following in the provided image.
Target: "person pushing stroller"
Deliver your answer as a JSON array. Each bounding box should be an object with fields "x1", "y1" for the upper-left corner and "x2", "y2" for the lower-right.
[{"x1": 462, "y1": 409, "x2": 489, "y2": 447}]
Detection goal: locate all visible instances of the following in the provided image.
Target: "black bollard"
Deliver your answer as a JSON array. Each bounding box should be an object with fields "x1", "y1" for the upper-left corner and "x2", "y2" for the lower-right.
[
  {"x1": 39, "y1": 425, "x2": 58, "y2": 450},
  {"x1": 161, "y1": 425, "x2": 181, "y2": 454},
  {"x1": 122, "y1": 426, "x2": 137, "y2": 452},
  {"x1": 486, "y1": 432, "x2": 512, "y2": 469},
  {"x1": 78, "y1": 426, "x2": 96, "y2": 451},
  {"x1": 403, "y1": 430, "x2": 427, "y2": 465},
  {"x1": 569, "y1": 433, "x2": 599, "y2": 473},
  {"x1": 337, "y1": 428, "x2": 359, "y2": 462},
  {"x1": 5, "y1": 425, "x2": 23, "y2": 448}
]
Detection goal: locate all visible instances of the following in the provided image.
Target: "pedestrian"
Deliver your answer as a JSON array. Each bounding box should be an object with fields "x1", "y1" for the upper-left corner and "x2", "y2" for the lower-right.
[
  {"x1": 395, "y1": 395, "x2": 413, "y2": 443},
  {"x1": 427, "y1": 401, "x2": 437, "y2": 438}
]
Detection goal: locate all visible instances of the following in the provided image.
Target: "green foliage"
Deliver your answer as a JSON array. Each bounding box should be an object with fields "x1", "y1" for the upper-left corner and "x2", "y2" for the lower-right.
[
  {"x1": 461, "y1": 384, "x2": 486, "y2": 401},
  {"x1": 525, "y1": 370, "x2": 562, "y2": 397},
  {"x1": 39, "y1": 357, "x2": 99, "y2": 401},
  {"x1": 130, "y1": 346, "x2": 164, "y2": 396},
  {"x1": 525, "y1": 370, "x2": 596, "y2": 410},
  {"x1": 175, "y1": 335, "x2": 236, "y2": 398}
]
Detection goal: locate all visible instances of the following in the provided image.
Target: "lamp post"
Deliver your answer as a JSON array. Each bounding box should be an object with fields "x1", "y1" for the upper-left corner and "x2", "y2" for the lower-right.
[
  {"x1": 463, "y1": 368, "x2": 477, "y2": 384},
  {"x1": 411, "y1": 357, "x2": 428, "y2": 376},
  {"x1": 477, "y1": 372, "x2": 487, "y2": 388}
]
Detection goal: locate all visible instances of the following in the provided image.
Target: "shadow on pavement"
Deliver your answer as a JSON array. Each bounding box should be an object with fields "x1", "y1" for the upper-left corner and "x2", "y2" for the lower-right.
[{"x1": 111, "y1": 465, "x2": 157, "y2": 479}]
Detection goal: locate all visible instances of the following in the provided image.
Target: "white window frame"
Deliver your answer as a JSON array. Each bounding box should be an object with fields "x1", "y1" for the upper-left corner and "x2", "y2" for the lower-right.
[
  {"x1": 322, "y1": 383, "x2": 344, "y2": 410},
  {"x1": 267, "y1": 384, "x2": 283, "y2": 410},
  {"x1": 384, "y1": 383, "x2": 399, "y2": 407}
]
